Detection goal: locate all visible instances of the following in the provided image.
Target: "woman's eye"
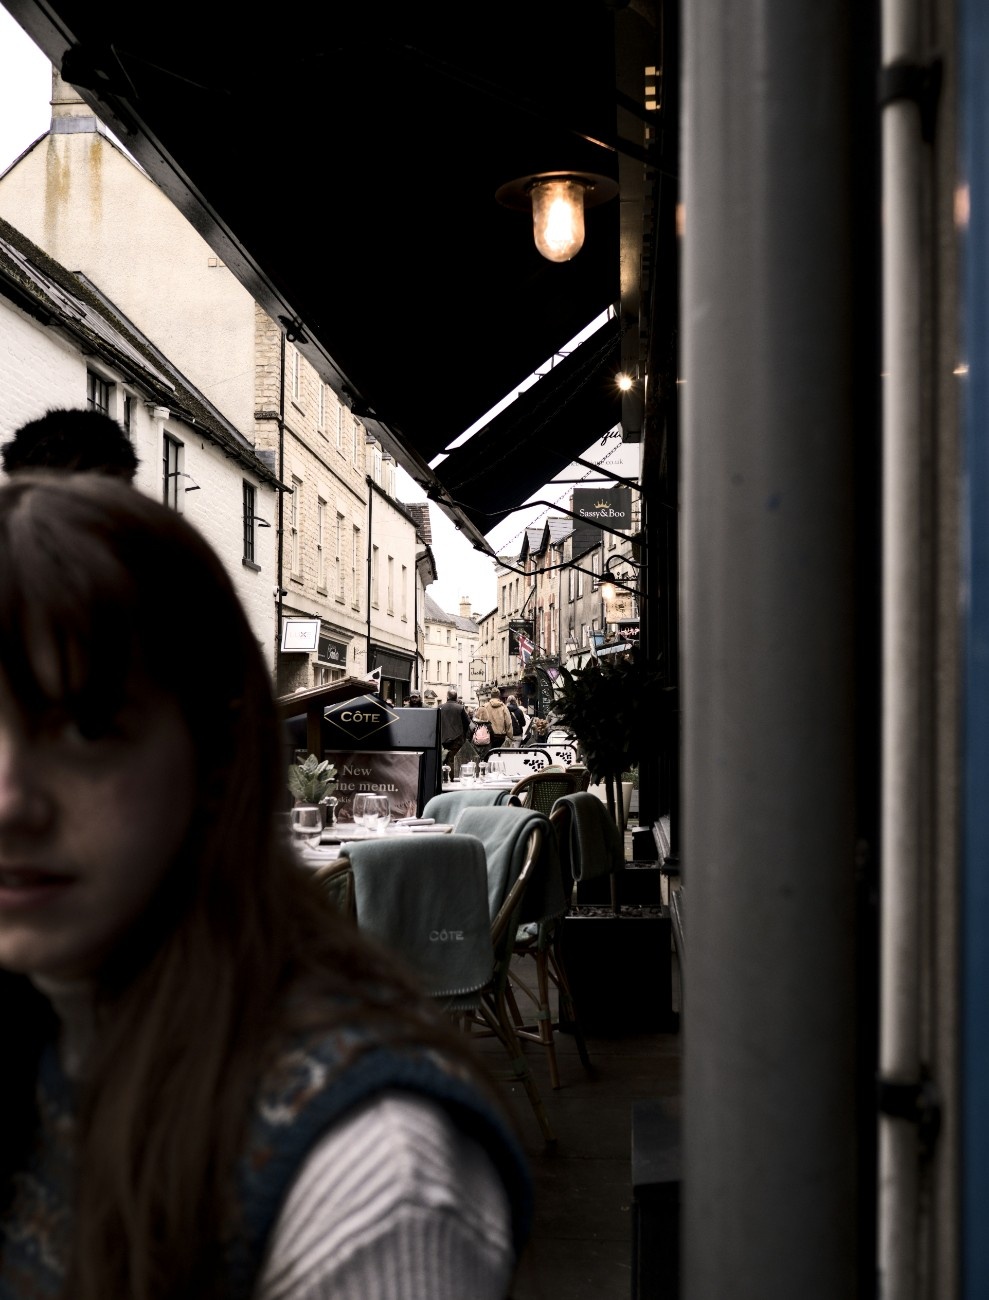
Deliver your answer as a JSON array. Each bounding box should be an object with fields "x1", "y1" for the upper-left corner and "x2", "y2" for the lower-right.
[{"x1": 40, "y1": 709, "x2": 125, "y2": 747}]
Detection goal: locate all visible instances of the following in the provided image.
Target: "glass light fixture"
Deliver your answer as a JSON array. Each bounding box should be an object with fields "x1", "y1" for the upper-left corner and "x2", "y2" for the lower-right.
[
  {"x1": 495, "y1": 170, "x2": 618, "y2": 263},
  {"x1": 528, "y1": 177, "x2": 588, "y2": 263}
]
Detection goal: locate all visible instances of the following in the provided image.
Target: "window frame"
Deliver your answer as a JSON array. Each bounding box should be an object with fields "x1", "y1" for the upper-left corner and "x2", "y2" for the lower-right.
[{"x1": 162, "y1": 434, "x2": 183, "y2": 509}]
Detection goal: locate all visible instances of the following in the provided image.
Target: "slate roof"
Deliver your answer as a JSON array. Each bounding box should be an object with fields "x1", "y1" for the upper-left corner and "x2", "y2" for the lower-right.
[
  {"x1": 423, "y1": 591, "x2": 479, "y2": 632},
  {"x1": 0, "y1": 215, "x2": 280, "y2": 486}
]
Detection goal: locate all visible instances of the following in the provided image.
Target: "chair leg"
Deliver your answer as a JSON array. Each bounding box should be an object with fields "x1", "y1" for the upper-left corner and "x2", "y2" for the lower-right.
[
  {"x1": 479, "y1": 984, "x2": 557, "y2": 1148},
  {"x1": 504, "y1": 977, "x2": 526, "y2": 1030},
  {"x1": 535, "y1": 951, "x2": 561, "y2": 1089},
  {"x1": 548, "y1": 937, "x2": 592, "y2": 1074}
]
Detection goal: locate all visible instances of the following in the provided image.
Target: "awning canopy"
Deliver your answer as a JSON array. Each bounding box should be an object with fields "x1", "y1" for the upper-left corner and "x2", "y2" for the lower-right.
[
  {"x1": 4, "y1": 0, "x2": 660, "y2": 551},
  {"x1": 429, "y1": 315, "x2": 622, "y2": 535}
]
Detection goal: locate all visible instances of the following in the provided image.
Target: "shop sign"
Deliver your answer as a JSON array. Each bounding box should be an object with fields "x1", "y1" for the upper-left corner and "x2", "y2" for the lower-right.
[
  {"x1": 317, "y1": 635, "x2": 347, "y2": 666},
  {"x1": 605, "y1": 591, "x2": 636, "y2": 620},
  {"x1": 280, "y1": 618, "x2": 319, "y2": 652},
  {"x1": 572, "y1": 487, "x2": 632, "y2": 528},
  {"x1": 323, "y1": 692, "x2": 397, "y2": 741},
  {"x1": 469, "y1": 659, "x2": 486, "y2": 680}
]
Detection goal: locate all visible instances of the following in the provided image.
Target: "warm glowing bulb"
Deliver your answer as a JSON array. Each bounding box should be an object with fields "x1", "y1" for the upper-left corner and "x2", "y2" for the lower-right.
[
  {"x1": 529, "y1": 178, "x2": 587, "y2": 263},
  {"x1": 617, "y1": 373, "x2": 633, "y2": 391},
  {"x1": 600, "y1": 580, "x2": 617, "y2": 602}
]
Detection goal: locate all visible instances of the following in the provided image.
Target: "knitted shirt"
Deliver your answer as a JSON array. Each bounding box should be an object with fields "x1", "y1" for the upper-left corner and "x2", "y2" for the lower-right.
[{"x1": 0, "y1": 1020, "x2": 531, "y2": 1300}]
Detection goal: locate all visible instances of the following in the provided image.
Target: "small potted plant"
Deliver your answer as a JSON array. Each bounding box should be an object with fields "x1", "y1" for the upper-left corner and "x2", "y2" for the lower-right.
[{"x1": 288, "y1": 753, "x2": 338, "y2": 825}]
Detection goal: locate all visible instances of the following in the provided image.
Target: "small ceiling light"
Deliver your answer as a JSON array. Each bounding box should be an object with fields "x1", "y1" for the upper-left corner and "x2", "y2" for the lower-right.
[
  {"x1": 496, "y1": 171, "x2": 618, "y2": 263},
  {"x1": 617, "y1": 372, "x2": 634, "y2": 392}
]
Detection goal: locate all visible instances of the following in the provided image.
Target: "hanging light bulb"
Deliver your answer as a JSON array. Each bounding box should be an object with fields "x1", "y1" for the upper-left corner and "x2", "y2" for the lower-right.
[
  {"x1": 528, "y1": 177, "x2": 588, "y2": 263},
  {"x1": 495, "y1": 170, "x2": 618, "y2": 263}
]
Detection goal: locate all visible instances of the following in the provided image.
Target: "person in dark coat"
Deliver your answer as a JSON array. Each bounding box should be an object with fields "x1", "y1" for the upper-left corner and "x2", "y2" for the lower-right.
[
  {"x1": 439, "y1": 688, "x2": 472, "y2": 775},
  {"x1": 505, "y1": 695, "x2": 526, "y2": 746}
]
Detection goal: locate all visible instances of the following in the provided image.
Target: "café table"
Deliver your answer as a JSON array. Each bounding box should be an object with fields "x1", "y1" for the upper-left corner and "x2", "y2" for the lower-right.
[
  {"x1": 441, "y1": 778, "x2": 516, "y2": 793},
  {"x1": 317, "y1": 820, "x2": 455, "y2": 845}
]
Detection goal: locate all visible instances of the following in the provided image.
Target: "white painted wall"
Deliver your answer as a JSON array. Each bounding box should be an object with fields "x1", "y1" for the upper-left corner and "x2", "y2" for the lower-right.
[
  {"x1": 0, "y1": 127, "x2": 257, "y2": 434},
  {"x1": 0, "y1": 297, "x2": 276, "y2": 658}
]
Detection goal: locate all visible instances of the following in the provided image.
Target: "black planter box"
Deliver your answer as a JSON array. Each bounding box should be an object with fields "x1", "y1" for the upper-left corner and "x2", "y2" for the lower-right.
[
  {"x1": 559, "y1": 907, "x2": 678, "y2": 1036},
  {"x1": 575, "y1": 865, "x2": 663, "y2": 907}
]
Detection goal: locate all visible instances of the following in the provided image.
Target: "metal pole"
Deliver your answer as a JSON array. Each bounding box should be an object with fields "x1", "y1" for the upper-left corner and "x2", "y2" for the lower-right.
[
  {"x1": 878, "y1": 0, "x2": 926, "y2": 1290},
  {"x1": 682, "y1": 2, "x2": 859, "y2": 1296}
]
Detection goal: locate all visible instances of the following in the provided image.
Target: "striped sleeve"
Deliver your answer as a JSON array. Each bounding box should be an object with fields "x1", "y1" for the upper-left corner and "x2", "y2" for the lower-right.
[{"x1": 253, "y1": 1090, "x2": 516, "y2": 1300}]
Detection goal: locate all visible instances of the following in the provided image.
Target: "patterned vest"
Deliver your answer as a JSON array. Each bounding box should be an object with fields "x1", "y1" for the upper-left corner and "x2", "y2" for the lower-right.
[{"x1": 0, "y1": 1025, "x2": 532, "y2": 1300}]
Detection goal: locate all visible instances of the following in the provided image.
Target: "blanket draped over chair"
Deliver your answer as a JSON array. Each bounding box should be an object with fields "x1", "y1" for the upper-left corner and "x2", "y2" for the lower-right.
[
  {"x1": 421, "y1": 788, "x2": 518, "y2": 823},
  {"x1": 341, "y1": 833, "x2": 493, "y2": 1001},
  {"x1": 452, "y1": 806, "x2": 566, "y2": 926},
  {"x1": 550, "y1": 791, "x2": 625, "y2": 881}
]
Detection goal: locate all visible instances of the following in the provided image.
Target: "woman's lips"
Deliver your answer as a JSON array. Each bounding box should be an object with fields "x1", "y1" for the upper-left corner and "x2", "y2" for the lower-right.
[{"x1": 0, "y1": 868, "x2": 76, "y2": 909}]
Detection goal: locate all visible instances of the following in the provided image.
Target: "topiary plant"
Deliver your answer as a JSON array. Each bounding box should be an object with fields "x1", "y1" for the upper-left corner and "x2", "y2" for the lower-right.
[{"x1": 552, "y1": 648, "x2": 662, "y2": 829}]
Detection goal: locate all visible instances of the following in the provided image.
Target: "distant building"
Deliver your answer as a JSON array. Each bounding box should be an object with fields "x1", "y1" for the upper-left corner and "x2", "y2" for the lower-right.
[{"x1": 422, "y1": 594, "x2": 481, "y2": 707}]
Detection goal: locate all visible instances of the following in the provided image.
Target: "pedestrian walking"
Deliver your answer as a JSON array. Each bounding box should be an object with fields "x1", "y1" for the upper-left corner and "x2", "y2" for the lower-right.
[
  {"x1": 439, "y1": 688, "x2": 472, "y2": 776},
  {"x1": 471, "y1": 688, "x2": 513, "y2": 754},
  {"x1": 505, "y1": 695, "x2": 526, "y2": 747}
]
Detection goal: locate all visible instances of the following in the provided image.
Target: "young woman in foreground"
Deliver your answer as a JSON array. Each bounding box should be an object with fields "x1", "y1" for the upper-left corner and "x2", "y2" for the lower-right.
[{"x1": 0, "y1": 474, "x2": 529, "y2": 1300}]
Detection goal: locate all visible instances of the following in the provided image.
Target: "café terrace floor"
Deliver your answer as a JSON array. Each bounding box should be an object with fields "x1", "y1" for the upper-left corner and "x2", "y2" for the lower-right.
[{"x1": 470, "y1": 816, "x2": 683, "y2": 1300}]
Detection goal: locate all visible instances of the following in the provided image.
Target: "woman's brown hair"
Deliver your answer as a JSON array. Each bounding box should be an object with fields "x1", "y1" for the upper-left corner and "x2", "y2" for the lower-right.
[{"x1": 0, "y1": 473, "x2": 498, "y2": 1299}]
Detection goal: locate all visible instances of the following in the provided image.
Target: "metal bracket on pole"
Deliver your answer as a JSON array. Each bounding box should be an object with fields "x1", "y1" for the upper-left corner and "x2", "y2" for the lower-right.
[
  {"x1": 877, "y1": 1074, "x2": 942, "y2": 1158},
  {"x1": 877, "y1": 56, "x2": 943, "y2": 144}
]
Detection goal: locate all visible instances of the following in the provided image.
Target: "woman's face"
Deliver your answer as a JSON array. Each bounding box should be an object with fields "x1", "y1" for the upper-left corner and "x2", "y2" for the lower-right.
[{"x1": 0, "y1": 679, "x2": 197, "y2": 981}]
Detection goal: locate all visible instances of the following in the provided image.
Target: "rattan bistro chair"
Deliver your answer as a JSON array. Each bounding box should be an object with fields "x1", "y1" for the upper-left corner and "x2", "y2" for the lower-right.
[
  {"x1": 339, "y1": 819, "x2": 559, "y2": 1148},
  {"x1": 508, "y1": 767, "x2": 583, "y2": 815},
  {"x1": 308, "y1": 856, "x2": 357, "y2": 923},
  {"x1": 509, "y1": 793, "x2": 625, "y2": 1087}
]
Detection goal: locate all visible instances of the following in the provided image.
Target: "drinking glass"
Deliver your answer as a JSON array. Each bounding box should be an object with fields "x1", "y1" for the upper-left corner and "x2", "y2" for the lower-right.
[
  {"x1": 352, "y1": 792, "x2": 372, "y2": 828},
  {"x1": 478, "y1": 761, "x2": 488, "y2": 782},
  {"x1": 290, "y1": 803, "x2": 323, "y2": 849},
  {"x1": 365, "y1": 793, "x2": 391, "y2": 833}
]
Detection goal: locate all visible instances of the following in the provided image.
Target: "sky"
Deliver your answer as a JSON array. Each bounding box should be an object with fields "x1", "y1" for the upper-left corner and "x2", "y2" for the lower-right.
[{"x1": 0, "y1": 6, "x2": 634, "y2": 620}]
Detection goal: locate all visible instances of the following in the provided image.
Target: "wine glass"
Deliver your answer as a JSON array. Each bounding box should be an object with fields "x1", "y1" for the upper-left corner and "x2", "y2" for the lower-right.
[
  {"x1": 290, "y1": 803, "x2": 323, "y2": 849},
  {"x1": 365, "y1": 793, "x2": 391, "y2": 834}
]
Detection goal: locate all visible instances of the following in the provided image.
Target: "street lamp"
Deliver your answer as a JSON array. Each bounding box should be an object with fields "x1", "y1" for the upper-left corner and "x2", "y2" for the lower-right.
[
  {"x1": 599, "y1": 552, "x2": 642, "y2": 602},
  {"x1": 495, "y1": 170, "x2": 619, "y2": 263}
]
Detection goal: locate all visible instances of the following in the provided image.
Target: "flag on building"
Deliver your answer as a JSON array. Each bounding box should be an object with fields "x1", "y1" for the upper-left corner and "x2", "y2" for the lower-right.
[{"x1": 517, "y1": 631, "x2": 534, "y2": 665}]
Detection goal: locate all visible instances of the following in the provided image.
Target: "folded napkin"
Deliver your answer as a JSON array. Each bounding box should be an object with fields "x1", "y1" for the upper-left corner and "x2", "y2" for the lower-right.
[
  {"x1": 342, "y1": 833, "x2": 493, "y2": 1001},
  {"x1": 551, "y1": 792, "x2": 625, "y2": 882}
]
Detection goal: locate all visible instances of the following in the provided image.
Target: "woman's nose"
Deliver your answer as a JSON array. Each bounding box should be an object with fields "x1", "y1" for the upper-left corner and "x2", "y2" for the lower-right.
[{"x1": 0, "y1": 730, "x2": 52, "y2": 834}]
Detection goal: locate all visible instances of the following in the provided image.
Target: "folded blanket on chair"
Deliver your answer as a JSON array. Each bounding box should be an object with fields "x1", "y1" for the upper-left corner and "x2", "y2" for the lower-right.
[
  {"x1": 421, "y1": 789, "x2": 517, "y2": 823},
  {"x1": 453, "y1": 806, "x2": 566, "y2": 926},
  {"x1": 552, "y1": 792, "x2": 625, "y2": 882},
  {"x1": 342, "y1": 833, "x2": 494, "y2": 1000}
]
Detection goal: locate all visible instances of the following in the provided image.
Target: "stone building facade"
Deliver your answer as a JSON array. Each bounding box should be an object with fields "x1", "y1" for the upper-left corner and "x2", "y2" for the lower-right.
[{"x1": 0, "y1": 68, "x2": 423, "y2": 690}]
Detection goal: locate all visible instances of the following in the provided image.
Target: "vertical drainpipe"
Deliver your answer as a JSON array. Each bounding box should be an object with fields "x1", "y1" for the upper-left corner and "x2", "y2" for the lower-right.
[
  {"x1": 960, "y1": 4, "x2": 989, "y2": 1293},
  {"x1": 682, "y1": 2, "x2": 859, "y2": 1296},
  {"x1": 366, "y1": 481, "x2": 373, "y2": 677},
  {"x1": 276, "y1": 331, "x2": 286, "y2": 681},
  {"x1": 878, "y1": 0, "x2": 926, "y2": 1292}
]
